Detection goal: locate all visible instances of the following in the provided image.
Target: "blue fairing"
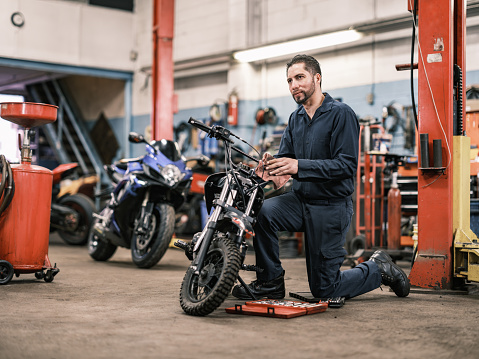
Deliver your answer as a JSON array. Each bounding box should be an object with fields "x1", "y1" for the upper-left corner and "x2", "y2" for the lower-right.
[
  {"x1": 127, "y1": 161, "x2": 143, "y2": 173},
  {"x1": 143, "y1": 150, "x2": 192, "y2": 180}
]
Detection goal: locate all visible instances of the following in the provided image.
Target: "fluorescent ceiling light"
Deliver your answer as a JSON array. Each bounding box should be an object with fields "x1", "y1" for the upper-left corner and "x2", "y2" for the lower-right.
[{"x1": 233, "y1": 29, "x2": 363, "y2": 63}]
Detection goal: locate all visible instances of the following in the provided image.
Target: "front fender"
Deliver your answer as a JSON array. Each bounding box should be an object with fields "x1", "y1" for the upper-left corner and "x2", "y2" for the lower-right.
[{"x1": 223, "y1": 211, "x2": 254, "y2": 236}]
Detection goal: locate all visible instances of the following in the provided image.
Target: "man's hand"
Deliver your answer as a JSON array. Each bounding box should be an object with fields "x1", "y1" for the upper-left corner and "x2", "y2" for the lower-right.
[
  {"x1": 262, "y1": 152, "x2": 274, "y2": 162},
  {"x1": 264, "y1": 156, "x2": 298, "y2": 176}
]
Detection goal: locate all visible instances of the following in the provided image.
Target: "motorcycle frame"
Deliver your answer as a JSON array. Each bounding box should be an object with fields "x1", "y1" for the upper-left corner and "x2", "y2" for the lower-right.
[{"x1": 190, "y1": 170, "x2": 260, "y2": 280}]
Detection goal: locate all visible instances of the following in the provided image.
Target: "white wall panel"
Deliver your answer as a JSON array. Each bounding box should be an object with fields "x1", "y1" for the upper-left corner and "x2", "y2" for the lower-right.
[
  {"x1": 174, "y1": 0, "x2": 229, "y2": 61},
  {"x1": 176, "y1": 83, "x2": 228, "y2": 110},
  {"x1": 0, "y1": 0, "x2": 134, "y2": 71},
  {"x1": 377, "y1": 0, "x2": 411, "y2": 18},
  {"x1": 228, "y1": 0, "x2": 248, "y2": 51},
  {"x1": 0, "y1": 0, "x2": 81, "y2": 64},
  {"x1": 79, "y1": 6, "x2": 134, "y2": 69},
  {"x1": 466, "y1": 25, "x2": 479, "y2": 72},
  {"x1": 266, "y1": 0, "x2": 376, "y2": 43}
]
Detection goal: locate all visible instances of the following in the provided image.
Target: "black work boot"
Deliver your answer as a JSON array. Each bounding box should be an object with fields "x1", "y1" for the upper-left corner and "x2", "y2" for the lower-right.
[
  {"x1": 232, "y1": 271, "x2": 285, "y2": 300},
  {"x1": 369, "y1": 250, "x2": 410, "y2": 297}
]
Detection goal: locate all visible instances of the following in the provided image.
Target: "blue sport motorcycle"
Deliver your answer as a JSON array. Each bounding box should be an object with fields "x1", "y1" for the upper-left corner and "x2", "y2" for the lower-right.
[{"x1": 88, "y1": 132, "x2": 195, "y2": 268}]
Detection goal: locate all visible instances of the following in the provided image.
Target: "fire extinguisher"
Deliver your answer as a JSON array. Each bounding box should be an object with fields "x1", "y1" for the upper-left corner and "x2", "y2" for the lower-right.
[{"x1": 227, "y1": 90, "x2": 238, "y2": 126}]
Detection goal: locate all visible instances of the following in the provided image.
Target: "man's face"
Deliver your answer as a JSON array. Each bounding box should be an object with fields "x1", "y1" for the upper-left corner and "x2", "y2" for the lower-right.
[{"x1": 287, "y1": 63, "x2": 319, "y2": 104}]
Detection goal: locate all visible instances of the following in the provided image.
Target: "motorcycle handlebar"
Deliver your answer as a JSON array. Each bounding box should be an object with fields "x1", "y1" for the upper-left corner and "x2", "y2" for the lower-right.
[
  {"x1": 188, "y1": 117, "x2": 234, "y2": 144},
  {"x1": 188, "y1": 117, "x2": 259, "y2": 164},
  {"x1": 188, "y1": 117, "x2": 213, "y2": 134}
]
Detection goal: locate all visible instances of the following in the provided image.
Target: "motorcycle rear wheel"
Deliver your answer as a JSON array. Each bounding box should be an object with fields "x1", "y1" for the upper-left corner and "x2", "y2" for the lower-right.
[
  {"x1": 131, "y1": 203, "x2": 175, "y2": 268},
  {"x1": 57, "y1": 193, "x2": 96, "y2": 245},
  {"x1": 180, "y1": 235, "x2": 241, "y2": 316}
]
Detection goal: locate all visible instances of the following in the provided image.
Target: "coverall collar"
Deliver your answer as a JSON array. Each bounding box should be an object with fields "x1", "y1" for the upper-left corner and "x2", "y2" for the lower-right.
[{"x1": 298, "y1": 92, "x2": 334, "y2": 119}]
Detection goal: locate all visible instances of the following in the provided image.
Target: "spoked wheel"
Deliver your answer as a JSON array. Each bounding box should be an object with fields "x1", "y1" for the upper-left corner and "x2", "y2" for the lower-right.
[
  {"x1": 180, "y1": 236, "x2": 241, "y2": 316},
  {"x1": 131, "y1": 203, "x2": 175, "y2": 268},
  {"x1": 0, "y1": 260, "x2": 14, "y2": 285}
]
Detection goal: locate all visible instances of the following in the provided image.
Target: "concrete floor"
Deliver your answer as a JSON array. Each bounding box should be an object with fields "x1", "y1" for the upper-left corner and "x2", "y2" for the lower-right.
[{"x1": 1, "y1": 234, "x2": 479, "y2": 359}]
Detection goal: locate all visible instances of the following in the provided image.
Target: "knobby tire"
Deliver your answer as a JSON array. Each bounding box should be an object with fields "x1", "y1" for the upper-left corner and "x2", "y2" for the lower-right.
[{"x1": 180, "y1": 236, "x2": 241, "y2": 316}]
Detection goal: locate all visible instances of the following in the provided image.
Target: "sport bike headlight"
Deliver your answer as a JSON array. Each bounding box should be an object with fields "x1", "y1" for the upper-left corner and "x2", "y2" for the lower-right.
[{"x1": 160, "y1": 164, "x2": 184, "y2": 186}]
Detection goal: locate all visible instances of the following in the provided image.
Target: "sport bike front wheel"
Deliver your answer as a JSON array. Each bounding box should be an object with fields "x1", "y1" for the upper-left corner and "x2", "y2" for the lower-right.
[
  {"x1": 180, "y1": 235, "x2": 241, "y2": 316},
  {"x1": 88, "y1": 213, "x2": 118, "y2": 261},
  {"x1": 131, "y1": 203, "x2": 175, "y2": 268}
]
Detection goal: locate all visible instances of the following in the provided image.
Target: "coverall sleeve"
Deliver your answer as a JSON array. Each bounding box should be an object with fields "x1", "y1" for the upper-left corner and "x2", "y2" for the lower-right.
[{"x1": 275, "y1": 114, "x2": 296, "y2": 159}]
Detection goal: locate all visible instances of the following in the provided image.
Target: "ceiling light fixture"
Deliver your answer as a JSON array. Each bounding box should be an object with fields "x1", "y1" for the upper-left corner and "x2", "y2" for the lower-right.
[{"x1": 233, "y1": 29, "x2": 363, "y2": 63}]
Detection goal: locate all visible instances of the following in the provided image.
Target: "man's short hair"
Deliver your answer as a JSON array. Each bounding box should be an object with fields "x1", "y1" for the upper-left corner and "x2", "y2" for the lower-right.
[{"x1": 286, "y1": 54, "x2": 322, "y2": 77}]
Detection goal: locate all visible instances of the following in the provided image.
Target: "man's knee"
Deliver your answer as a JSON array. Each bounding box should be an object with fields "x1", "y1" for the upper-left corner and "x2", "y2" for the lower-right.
[{"x1": 257, "y1": 200, "x2": 276, "y2": 224}]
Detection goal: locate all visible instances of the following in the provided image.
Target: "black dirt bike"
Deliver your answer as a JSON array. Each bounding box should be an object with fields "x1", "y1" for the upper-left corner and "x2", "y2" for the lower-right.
[{"x1": 175, "y1": 117, "x2": 268, "y2": 316}]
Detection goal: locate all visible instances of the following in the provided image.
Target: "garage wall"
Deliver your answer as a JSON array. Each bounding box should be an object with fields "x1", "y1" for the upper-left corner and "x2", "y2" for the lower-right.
[{"x1": 2, "y1": 0, "x2": 479, "y2": 156}]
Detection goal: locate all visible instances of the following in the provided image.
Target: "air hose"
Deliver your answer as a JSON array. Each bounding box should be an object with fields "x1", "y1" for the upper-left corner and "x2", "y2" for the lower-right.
[
  {"x1": 410, "y1": 0, "x2": 418, "y2": 130},
  {"x1": 0, "y1": 155, "x2": 15, "y2": 216}
]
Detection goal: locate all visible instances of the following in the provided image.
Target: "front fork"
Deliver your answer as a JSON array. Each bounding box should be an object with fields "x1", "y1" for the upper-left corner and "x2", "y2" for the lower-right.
[
  {"x1": 186, "y1": 175, "x2": 260, "y2": 301},
  {"x1": 190, "y1": 183, "x2": 233, "y2": 275},
  {"x1": 136, "y1": 188, "x2": 154, "y2": 236}
]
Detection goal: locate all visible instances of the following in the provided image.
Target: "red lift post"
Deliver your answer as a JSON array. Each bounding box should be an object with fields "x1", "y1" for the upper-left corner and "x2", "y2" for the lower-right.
[
  {"x1": 151, "y1": 0, "x2": 175, "y2": 141},
  {"x1": 407, "y1": 0, "x2": 466, "y2": 289}
]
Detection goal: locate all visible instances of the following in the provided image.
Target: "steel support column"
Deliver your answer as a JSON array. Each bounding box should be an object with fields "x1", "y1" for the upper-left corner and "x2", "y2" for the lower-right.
[
  {"x1": 408, "y1": 0, "x2": 466, "y2": 289},
  {"x1": 151, "y1": 0, "x2": 175, "y2": 141}
]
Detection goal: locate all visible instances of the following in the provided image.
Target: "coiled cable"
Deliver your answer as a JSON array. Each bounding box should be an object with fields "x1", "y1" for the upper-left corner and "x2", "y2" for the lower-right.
[{"x1": 0, "y1": 155, "x2": 15, "y2": 216}]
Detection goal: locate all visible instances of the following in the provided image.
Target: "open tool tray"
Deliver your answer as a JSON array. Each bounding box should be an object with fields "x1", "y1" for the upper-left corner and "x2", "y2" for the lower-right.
[{"x1": 225, "y1": 299, "x2": 328, "y2": 319}]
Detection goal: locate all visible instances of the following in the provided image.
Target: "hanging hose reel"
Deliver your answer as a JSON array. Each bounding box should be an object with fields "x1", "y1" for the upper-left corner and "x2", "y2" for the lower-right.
[{"x1": 0, "y1": 154, "x2": 15, "y2": 216}]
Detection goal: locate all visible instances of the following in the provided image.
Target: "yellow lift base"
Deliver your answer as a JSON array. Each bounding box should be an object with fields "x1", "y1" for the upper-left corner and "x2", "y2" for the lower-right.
[{"x1": 453, "y1": 136, "x2": 479, "y2": 282}]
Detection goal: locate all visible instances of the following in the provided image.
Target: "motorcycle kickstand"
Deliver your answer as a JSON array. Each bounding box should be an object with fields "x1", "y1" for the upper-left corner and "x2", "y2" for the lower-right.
[{"x1": 236, "y1": 275, "x2": 258, "y2": 300}]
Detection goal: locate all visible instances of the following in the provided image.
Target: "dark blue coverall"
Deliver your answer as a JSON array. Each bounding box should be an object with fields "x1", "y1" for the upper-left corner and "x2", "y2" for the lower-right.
[{"x1": 254, "y1": 93, "x2": 382, "y2": 298}]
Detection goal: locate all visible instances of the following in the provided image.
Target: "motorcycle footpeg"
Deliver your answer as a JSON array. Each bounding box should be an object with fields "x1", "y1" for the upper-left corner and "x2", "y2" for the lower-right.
[
  {"x1": 242, "y1": 264, "x2": 264, "y2": 273},
  {"x1": 174, "y1": 240, "x2": 193, "y2": 260}
]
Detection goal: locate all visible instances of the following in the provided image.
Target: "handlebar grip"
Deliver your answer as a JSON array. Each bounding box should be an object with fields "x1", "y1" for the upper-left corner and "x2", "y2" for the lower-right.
[{"x1": 188, "y1": 117, "x2": 213, "y2": 134}]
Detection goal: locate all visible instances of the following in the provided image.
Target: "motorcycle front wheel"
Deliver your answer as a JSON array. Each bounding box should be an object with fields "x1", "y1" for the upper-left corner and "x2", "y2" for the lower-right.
[
  {"x1": 180, "y1": 235, "x2": 241, "y2": 316},
  {"x1": 131, "y1": 203, "x2": 175, "y2": 268},
  {"x1": 88, "y1": 212, "x2": 118, "y2": 261},
  {"x1": 57, "y1": 193, "x2": 96, "y2": 245}
]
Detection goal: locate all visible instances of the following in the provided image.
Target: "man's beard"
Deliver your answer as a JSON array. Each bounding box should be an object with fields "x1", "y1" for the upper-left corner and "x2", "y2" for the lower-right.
[{"x1": 293, "y1": 82, "x2": 315, "y2": 104}]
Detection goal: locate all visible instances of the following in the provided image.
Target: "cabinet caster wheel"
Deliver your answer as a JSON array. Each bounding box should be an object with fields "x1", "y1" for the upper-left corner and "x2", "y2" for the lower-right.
[
  {"x1": 44, "y1": 270, "x2": 54, "y2": 283},
  {"x1": 35, "y1": 271, "x2": 44, "y2": 280},
  {"x1": 0, "y1": 260, "x2": 14, "y2": 285}
]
